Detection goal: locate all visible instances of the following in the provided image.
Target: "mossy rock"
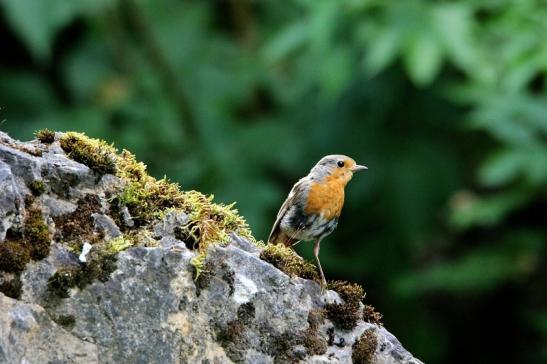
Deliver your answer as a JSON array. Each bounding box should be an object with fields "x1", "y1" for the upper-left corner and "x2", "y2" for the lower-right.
[
  {"x1": 28, "y1": 180, "x2": 45, "y2": 196},
  {"x1": 35, "y1": 128, "x2": 55, "y2": 144},
  {"x1": 0, "y1": 276, "x2": 23, "y2": 299},
  {"x1": 60, "y1": 132, "x2": 117, "y2": 174},
  {"x1": 58, "y1": 132, "x2": 254, "y2": 253},
  {"x1": 23, "y1": 209, "x2": 51, "y2": 260},
  {"x1": 0, "y1": 208, "x2": 51, "y2": 273},
  {"x1": 47, "y1": 249, "x2": 118, "y2": 299},
  {"x1": 352, "y1": 329, "x2": 378, "y2": 364},
  {"x1": 259, "y1": 243, "x2": 319, "y2": 280},
  {"x1": 0, "y1": 241, "x2": 31, "y2": 273},
  {"x1": 326, "y1": 280, "x2": 369, "y2": 331}
]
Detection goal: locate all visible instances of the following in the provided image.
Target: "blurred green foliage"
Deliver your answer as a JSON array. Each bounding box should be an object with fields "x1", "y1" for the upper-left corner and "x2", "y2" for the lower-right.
[{"x1": 1, "y1": 0, "x2": 546, "y2": 362}]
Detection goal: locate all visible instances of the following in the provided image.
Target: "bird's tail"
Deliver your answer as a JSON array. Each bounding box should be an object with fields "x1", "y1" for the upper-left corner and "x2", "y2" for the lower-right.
[{"x1": 268, "y1": 228, "x2": 297, "y2": 247}]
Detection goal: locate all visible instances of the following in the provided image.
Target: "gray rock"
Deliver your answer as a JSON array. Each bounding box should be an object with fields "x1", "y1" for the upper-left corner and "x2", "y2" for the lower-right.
[
  {"x1": 0, "y1": 143, "x2": 42, "y2": 183},
  {"x1": 92, "y1": 213, "x2": 122, "y2": 240},
  {"x1": 0, "y1": 160, "x2": 23, "y2": 240},
  {"x1": 229, "y1": 232, "x2": 261, "y2": 254},
  {"x1": 21, "y1": 244, "x2": 79, "y2": 304},
  {"x1": 42, "y1": 195, "x2": 77, "y2": 217},
  {"x1": 153, "y1": 209, "x2": 189, "y2": 238},
  {"x1": 40, "y1": 153, "x2": 95, "y2": 198},
  {"x1": 0, "y1": 132, "x2": 423, "y2": 364},
  {"x1": 0, "y1": 294, "x2": 98, "y2": 364}
]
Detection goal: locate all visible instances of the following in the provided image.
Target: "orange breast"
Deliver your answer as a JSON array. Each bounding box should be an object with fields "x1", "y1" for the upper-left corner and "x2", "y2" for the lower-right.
[{"x1": 304, "y1": 176, "x2": 345, "y2": 220}]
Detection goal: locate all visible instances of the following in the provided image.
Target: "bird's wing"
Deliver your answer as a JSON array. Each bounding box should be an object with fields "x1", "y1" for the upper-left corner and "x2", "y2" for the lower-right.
[{"x1": 268, "y1": 177, "x2": 308, "y2": 244}]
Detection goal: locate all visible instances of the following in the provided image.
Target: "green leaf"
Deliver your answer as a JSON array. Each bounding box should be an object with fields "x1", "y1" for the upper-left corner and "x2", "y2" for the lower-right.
[
  {"x1": 318, "y1": 47, "x2": 353, "y2": 99},
  {"x1": 363, "y1": 26, "x2": 401, "y2": 75},
  {"x1": 1, "y1": 0, "x2": 53, "y2": 61},
  {"x1": 449, "y1": 191, "x2": 529, "y2": 230},
  {"x1": 479, "y1": 148, "x2": 526, "y2": 187},
  {"x1": 308, "y1": 0, "x2": 339, "y2": 52},
  {"x1": 1, "y1": 0, "x2": 112, "y2": 61},
  {"x1": 395, "y1": 232, "x2": 542, "y2": 295},
  {"x1": 431, "y1": 3, "x2": 477, "y2": 72},
  {"x1": 262, "y1": 22, "x2": 309, "y2": 63},
  {"x1": 479, "y1": 145, "x2": 547, "y2": 187},
  {"x1": 403, "y1": 30, "x2": 443, "y2": 86}
]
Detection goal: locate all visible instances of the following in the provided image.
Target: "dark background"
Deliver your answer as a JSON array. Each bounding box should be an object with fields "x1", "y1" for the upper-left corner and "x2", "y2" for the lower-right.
[{"x1": 1, "y1": 1, "x2": 546, "y2": 362}]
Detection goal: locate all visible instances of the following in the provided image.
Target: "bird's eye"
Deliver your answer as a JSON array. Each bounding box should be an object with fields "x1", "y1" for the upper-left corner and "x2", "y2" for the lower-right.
[{"x1": 337, "y1": 161, "x2": 344, "y2": 168}]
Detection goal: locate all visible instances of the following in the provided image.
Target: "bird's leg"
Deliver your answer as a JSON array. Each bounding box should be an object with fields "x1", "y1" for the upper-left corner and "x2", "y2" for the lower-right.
[{"x1": 313, "y1": 238, "x2": 327, "y2": 291}]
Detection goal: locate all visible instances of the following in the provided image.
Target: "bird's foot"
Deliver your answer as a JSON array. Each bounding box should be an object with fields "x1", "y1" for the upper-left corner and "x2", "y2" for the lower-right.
[{"x1": 320, "y1": 277, "x2": 328, "y2": 293}]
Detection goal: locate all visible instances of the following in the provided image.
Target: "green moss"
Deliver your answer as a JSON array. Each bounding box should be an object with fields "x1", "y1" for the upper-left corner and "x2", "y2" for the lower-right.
[
  {"x1": 35, "y1": 128, "x2": 55, "y2": 144},
  {"x1": 352, "y1": 329, "x2": 378, "y2": 364},
  {"x1": 53, "y1": 194, "x2": 101, "y2": 242},
  {"x1": 328, "y1": 280, "x2": 364, "y2": 304},
  {"x1": 115, "y1": 145, "x2": 255, "y2": 259},
  {"x1": 302, "y1": 309, "x2": 327, "y2": 355},
  {"x1": 0, "y1": 275, "x2": 23, "y2": 299},
  {"x1": 54, "y1": 314, "x2": 76, "y2": 328},
  {"x1": 47, "y1": 249, "x2": 117, "y2": 298},
  {"x1": 259, "y1": 244, "x2": 319, "y2": 281},
  {"x1": 47, "y1": 267, "x2": 80, "y2": 298},
  {"x1": 363, "y1": 304, "x2": 383, "y2": 326},
  {"x1": 325, "y1": 281, "x2": 365, "y2": 331},
  {"x1": 85, "y1": 249, "x2": 117, "y2": 282},
  {"x1": 116, "y1": 149, "x2": 147, "y2": 181},
  {"x1": 105, "y1": 236, "x2": 132, "y2": 254},
  {"x1": 302, "y1": 328, "x2": 328, "y2": 356},
  {"x1": 114, "y1": 149, "x2": 184, "y2": 226},
  {"x1": 126, "y1": 229, "x2": 156, "y2": 247},
  {"x1": 267, "y1": 332, "x2": 301, "y2": 362},
  {"x1": 190, "y1": 252, "x2": 207, "y2": 282},
  {"x1": 0, "y1": 241, "x2": 31, "y2": 273},
  {"x1": 119, "y1": 179, "x2": 184, "y2": 226},
  {"x1": 60, "y1": 132, "x2": 117, "y2": 174},
  {"x1": 28, "y1": 180, "x2": 45, "y2": 196},
  {"x1": 307, "y1": 308, "x2": 326, "y2": 331},
  {"x1": 0, "y1": 208, "x2": 50, "y2": 273},
  {"x1": 23, "y1": 209, "x2": 50, "y2": 259},
  {"x1": 192, "y1": 259, "x2": 213, "y2": 294},
  {"x1": 325, "y1": 301, "x2": 361, "y2": 330},
  {"x1": 324, "y1": 281, "x2": 383, "y2": 329},
  {"x1": 53, "y1": 131, "x2": 256, "y2": 275}
]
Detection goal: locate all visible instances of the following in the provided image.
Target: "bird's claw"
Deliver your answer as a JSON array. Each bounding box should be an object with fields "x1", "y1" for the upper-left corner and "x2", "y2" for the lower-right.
[{"x1": 320, "y1": 278, "x2": 328, "y2": 293}]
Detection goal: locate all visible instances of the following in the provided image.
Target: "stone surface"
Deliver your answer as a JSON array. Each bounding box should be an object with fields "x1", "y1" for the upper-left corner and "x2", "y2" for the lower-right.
[
  {"x1": 0, "y1": 132, "x2": 423, "y2": 364},
  {"x1": 92, "y1": 213, "x2": 122, "y2": 240},
  {"x1": 0, "y1": 294, "x2": 98, "y2": 363},
  {"x1": 0, "y1": 160, "x2": 23, "y2": 241}
]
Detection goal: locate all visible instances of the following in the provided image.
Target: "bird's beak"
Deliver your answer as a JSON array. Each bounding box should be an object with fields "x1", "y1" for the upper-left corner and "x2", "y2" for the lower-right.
[{"x1": 352, "y1": 164, "x2": 368, "y2": 172}]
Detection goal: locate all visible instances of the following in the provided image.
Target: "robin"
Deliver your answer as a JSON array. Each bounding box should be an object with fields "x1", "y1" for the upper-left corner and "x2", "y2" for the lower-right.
[{"x1": 268, "y1": 155, "x2": 367, "y2": 289}]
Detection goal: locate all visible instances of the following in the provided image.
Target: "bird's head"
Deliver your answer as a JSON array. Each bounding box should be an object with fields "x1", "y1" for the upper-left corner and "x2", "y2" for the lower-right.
[{"x1": 309, "y1": 154, "x2": 367, "y2": 185}]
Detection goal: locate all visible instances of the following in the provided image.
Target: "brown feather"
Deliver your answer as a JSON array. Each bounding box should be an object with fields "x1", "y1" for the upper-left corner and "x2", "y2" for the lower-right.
[
  {"x1": 267, "y1": 178, "x2": 308, "y2": 245},
  {"x1": 268, "y1": 229, "x2": 297, "y2": 246}
]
